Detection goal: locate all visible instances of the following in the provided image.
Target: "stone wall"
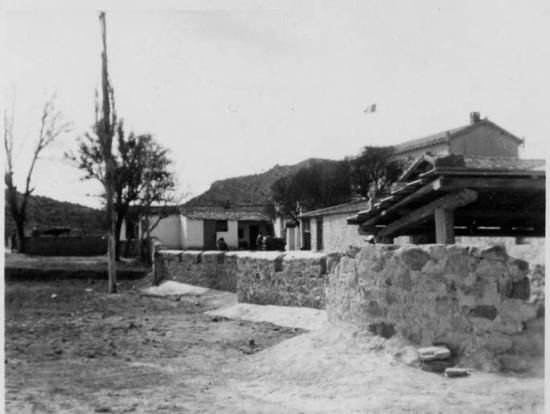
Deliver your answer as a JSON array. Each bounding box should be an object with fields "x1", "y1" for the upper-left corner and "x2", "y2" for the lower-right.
[
  {"x1": 237, "y1": 251, "x2": 326, "y2": 308},
  {"x1": 326, "y1": 244, "x2": 545, "y2": 372},
  {"x1": 153, "y1": 250, "x2": 327, "y2": 308},
  {"x1": 154, "y1": 250, "x2": 237, "y2": 292}
]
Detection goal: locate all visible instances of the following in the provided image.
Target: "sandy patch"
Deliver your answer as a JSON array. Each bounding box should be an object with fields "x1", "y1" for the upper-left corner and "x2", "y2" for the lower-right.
[
  {"x1": 217, "y1": 327, "x2": 544, "y2": 413},
  {"x1": 206, "y1": 303, "x2": 327, "y2": 331},
  {"x1": 142, "y1": 281, "x2": 210, "y2": 297}
]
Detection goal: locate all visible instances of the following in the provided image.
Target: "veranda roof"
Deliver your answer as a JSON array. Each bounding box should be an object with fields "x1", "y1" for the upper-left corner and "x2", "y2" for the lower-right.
[{"x1": 347, "y1": 154, "x2": 545, "y2": 241}]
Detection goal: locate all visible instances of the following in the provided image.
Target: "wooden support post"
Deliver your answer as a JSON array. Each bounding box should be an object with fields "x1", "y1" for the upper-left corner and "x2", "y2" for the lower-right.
[
  {"x1": 376, "y1": 235, "x2": 394, "y2": 244},
  {"x1": 376, "y1": 188, "x2": 477, "y2": 240},
  {"x1": 434, "y1": 208, "x2": 455, "y2": 244}
]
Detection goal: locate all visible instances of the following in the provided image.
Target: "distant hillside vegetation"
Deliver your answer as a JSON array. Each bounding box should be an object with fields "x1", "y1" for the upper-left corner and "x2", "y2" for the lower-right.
[
  {"x1": 184, "y1": 158, "x2": 341, "y2": 207},
  {"x1": 4, "y1": 192, "x2": 105, "y2": 239}
]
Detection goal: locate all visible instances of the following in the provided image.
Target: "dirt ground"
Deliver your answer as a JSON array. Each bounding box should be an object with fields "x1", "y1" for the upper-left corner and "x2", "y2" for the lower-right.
[{"x1": 5, "y1": 275, "x2": 545, "y2": 413}]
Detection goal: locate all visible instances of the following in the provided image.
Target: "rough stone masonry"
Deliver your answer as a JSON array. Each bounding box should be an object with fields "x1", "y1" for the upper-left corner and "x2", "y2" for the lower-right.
[
  {"x1": 326, "y1": 244, "x2": 545, "y2": 373},
  {"x1": 153, "y1": 250, "x2": 327, "y2": 308}
]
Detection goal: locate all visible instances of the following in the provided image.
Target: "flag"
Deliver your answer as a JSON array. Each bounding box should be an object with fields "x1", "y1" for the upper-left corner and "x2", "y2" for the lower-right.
[{"x1": 363, "y1": 103, "x2": 376, "y2": 113}]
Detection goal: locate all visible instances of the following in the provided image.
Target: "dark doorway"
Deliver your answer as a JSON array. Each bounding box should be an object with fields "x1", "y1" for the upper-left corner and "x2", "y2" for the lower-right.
[
  {"x1": 249, "y1": 224, "x2": 260, "y2": 250},
  {"x1": 302, "y1": 219, "x2": 311, "y2": 250},
  {"x1": 316, "y1": 217, "x2": 323, "y2": 251},
  {"x1": 203, "y1": 220, "x2": 217, "y2": 250}
]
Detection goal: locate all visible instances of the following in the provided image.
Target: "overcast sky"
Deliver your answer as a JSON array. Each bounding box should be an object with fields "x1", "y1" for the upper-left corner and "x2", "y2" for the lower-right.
[{"x1": 3, "y1": 0, "x2": 550, "y2": 208}]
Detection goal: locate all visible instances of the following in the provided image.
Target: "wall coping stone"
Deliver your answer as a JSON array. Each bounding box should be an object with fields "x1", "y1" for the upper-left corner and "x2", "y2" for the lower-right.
[
  {"x1": 282, "y1": 251, "x2": 327, "y2": 260},
  {"x1": 225, "y1": 251, "x2": 285, "y2": 260},
  {"x1": 162, "y1": 250, "x2": 185, "y2": 255}
]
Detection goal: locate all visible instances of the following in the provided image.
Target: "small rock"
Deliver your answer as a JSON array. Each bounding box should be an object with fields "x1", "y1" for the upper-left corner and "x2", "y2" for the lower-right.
[
  {"x1": 85, "y1": 288, "x2": 93, "y2": 293},
  {"x1": 95, "y1": 407, "x2": 113, "y2": 413},
  {"x1": 249, "y1": 339, "x2": 256, "y2": 347},
  {"x1": 51, "y1": 294, "x2": 57, "y2": 299},
  {"x1": 421, "y1": 359, "x2": 453, "y2": 373},
  {"x1": 54, "y1": 349, "x2": 63, "y2": 355},
  {"x1": 211, "y1": 316, "x2": 228, "y2": 322},
  {"x1": 418, "y1": 346, "x2": 451, "y2": 361},
  {"x1": 445, "y1": 367, "x2": 470, "y2": 378},
  {"x1": 240, "y1": 346, "x2": 259, "y2": 355}
]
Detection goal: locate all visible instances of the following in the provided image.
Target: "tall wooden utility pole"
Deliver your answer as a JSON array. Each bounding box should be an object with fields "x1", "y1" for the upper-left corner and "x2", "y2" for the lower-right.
[{"x1": 99, "y1": 11, "x2": 117, "y2": 293}]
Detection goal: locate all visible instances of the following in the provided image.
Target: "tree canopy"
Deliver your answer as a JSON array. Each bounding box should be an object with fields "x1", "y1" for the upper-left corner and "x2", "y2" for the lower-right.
[
  {"x1": 272, "y1": 146, "x2": 403, "y2": 219},
  {"x1": 272, "y1": 159, "x2": 352, "y2": 220},
  {"x1": 349, "y1": 145, "x2": 403, "y2": 199},
  {"x1": 68, "y1": 122, "x2": 176, "y2": 259}
]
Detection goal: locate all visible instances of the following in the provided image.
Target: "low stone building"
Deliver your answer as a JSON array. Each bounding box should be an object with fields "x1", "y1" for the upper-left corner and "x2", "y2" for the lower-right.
[{"x1": 295, "y1": 200, "x2": 371, "y2": 252}]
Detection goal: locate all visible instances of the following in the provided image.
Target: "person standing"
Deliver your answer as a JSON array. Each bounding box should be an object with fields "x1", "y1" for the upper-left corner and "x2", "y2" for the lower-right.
[{"x1": 256, "y1": 232, "x2": 263, "y2": 250}]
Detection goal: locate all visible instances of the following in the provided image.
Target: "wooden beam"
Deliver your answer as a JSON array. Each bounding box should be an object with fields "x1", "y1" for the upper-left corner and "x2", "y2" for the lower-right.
[
  {"x1": 454, "y1": 227, "x2": 545, "y2": 238},
  {"x1": 358, "y1": 225, "x2": 385, "y2": 235},
  {"x1": 359, "y1": 177, "x2": 442, "y2": 230},
  {"x1": 420, "y1": 168, "x2": 546, "y2": 179},
  {"x1": 377, "y1": 189, "x2": 478, "y2": 239},
  {"x1": 439, "y1": 177, "x2": 545, "y2": 192},
  {"x1": 454, "y1": 209, "x2": 545, "y2": 220},
  {"x1": 434, "y1": 208, "x2": 455, "y2": 244}
]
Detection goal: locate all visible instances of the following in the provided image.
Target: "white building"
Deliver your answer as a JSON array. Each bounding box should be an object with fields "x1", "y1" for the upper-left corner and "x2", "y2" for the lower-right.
[{"x1": 123, "y1": 205, "x2": 287, "y2": 250}]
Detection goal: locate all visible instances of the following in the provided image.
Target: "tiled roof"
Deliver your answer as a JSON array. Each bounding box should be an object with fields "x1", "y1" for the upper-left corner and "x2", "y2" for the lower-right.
[
  {"x1": 180, "y1": 205, "x2": 274, "y2": 221},
  {"x1": 127, "y1": 204, "x2": 182, "y2": 218},
  {"x1": 461, "y1": 157, "x2": 545, "y2": 172},
  {"x1": 392, "y1": 125, "x2": 465, "y2": 154},
  {"x1": 392, "y1": 120, "x2": 523, "y2": 155},
  {"x1": 398, "y1": 154, "x2": 546, "y2": 182},
  {"x1": 299, "y1": 199, "x2": 371, "y2": 218}
]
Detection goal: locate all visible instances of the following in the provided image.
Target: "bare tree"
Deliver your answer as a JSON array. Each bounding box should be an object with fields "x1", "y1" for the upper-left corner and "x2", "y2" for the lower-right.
[{"x1": 4, "y1": 96, "x2": 71, "y2": 253}]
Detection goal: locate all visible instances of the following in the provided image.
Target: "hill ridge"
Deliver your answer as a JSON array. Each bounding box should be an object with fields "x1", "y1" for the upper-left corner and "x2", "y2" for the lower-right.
[
  {"x1": 4, "y1": 192, "x2": 105, "y2": 239},
  {"x1": 184, "y1": 157, "x2": 339, "y2": 208}
]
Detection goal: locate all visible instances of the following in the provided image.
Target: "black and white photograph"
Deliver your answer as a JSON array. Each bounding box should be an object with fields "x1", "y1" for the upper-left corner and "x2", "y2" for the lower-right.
[{"x1": 2, "y1": 0, "x2": 548, "y2": 412}]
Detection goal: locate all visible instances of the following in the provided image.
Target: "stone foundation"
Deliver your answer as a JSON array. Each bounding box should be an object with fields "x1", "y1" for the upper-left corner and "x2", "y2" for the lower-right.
[{"x1": 326, "y1": 244, "x2": 545, "y2": 372}]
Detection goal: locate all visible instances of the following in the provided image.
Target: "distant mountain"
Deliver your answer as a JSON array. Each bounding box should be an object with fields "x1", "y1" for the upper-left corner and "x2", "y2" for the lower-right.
[
  {"x1": 4, "y1": 192, "x2": 105, "y2": 239},
  {"x1": 184, "y1": 158, "x2": 341, "y2": 207}
]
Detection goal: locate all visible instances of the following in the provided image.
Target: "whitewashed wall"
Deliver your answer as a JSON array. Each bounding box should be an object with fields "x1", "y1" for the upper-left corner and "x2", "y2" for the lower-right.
[
  {"x1": 181, "y1": 217, "x2": 204, "y2": 249},
  {"x1": 149, "y1": 215, "x2": 182, "y2": 249},
  {"x1": 216, "y1": 220, "x2": 239, "y2": 249}
]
